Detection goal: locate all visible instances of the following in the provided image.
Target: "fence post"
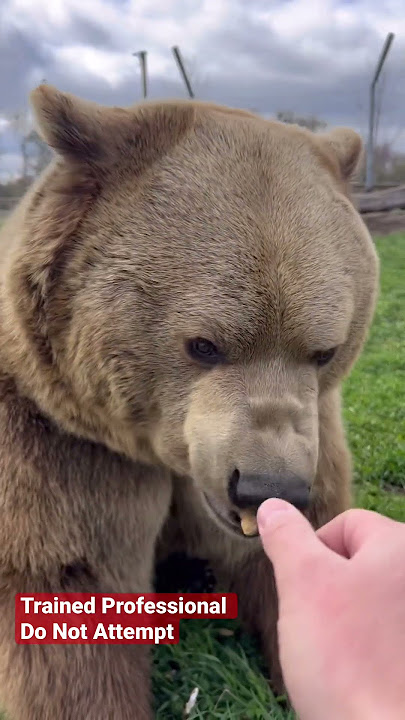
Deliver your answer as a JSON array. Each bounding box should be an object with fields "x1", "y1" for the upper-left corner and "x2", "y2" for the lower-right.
[{"x1": 365, "y1": 32, "x2": 394, "y2": 192}]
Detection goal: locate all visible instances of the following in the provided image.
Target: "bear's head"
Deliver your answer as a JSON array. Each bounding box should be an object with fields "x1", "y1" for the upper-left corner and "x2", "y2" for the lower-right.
[{"x1": 1, "y1": 86, "x2": 378, "y2": 537}]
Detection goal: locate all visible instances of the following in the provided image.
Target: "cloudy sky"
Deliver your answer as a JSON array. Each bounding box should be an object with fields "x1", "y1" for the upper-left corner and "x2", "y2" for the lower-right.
[{"x1": 0, "y1": 0, "x2": 404, "y2": 178}]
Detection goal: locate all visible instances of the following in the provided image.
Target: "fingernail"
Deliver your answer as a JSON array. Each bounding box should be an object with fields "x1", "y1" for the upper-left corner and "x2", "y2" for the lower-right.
[{"x1": 257, "y1": 499, "x2": 295, "y2": 531}]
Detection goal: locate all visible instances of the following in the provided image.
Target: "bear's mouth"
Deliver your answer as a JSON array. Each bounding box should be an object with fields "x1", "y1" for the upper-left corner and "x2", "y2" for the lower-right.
[{"x1": 202, "y1": 492, "x2": 259, "y2": 539}]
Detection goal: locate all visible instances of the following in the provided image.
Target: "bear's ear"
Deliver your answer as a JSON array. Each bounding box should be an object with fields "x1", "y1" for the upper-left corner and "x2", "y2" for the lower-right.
[
  {"x1": 30, "y1": 84, "x2": 195, "y2": 168},
  {"x1": 319, "y1": 128, "x2": 363, "y2": 180},
  {"x1": 30, "y1": 84, "x2": 124, "y2": 164}
]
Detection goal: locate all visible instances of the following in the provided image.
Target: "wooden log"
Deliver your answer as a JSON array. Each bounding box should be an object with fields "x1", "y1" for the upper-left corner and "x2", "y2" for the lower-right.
[{"x1": 354, "y1": 185, "x2": 405, "y2": 214}]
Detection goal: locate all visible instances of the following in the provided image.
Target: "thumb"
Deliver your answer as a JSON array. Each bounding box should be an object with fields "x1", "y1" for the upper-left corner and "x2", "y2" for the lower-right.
[{"x1": 257, "y1": 498, "x2": 328, "y2": 593}]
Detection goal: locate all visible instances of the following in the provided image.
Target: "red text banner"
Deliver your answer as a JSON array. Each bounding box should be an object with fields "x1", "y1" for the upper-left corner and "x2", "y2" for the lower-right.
[{"x1": 15, "y1": 593, "x2": 238, "y2": 645}]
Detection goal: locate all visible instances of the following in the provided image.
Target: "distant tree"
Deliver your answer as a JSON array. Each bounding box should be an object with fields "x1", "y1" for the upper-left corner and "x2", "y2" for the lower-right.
[
  {"x1": 7, "y1": 109, "x2": 31, "y2": 137},
  {"x1": 0, "y1": 176, "x2": 32, "y2": 198},
  {"x1": 373, "y1": 143, "x2": 405, "y2": 184},
  {"x1": 21, "y1": 130, "x2": 53, "y2": 178},
  {"x1": 356, "y1": 142, "x2": 405, "y2": 186},
  {"x1": 4, "y1": 110, "x2": 52, "y2": 180},
  {"x1": 275, "y1": 110, "x2": 327, "y2": 132}
]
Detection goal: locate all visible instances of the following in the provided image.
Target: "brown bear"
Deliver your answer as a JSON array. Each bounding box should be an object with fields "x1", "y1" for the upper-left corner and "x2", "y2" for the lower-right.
[{"x1": 0, "y1": 85, "x2": 378, "y2": 719}]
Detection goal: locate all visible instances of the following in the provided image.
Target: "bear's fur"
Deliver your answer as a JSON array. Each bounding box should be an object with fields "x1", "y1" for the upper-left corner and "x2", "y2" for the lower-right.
[{"x1": 0, "y1": 85, "x2": 379, "y2": 719}]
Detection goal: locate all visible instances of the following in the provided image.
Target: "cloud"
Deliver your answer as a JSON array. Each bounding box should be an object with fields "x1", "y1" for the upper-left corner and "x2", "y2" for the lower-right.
[
  {"x1": 0, "y1": 0, "x2": 404, "y2": 153},
  {"x1": 0, "y1": 152, "x2": 23, "y2": 180}
]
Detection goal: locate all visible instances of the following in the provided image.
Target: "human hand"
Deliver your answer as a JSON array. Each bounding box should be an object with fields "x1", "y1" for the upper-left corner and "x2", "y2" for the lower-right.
[{"x1": 258, "y1": 500, "x2": 405, "y2": 720}]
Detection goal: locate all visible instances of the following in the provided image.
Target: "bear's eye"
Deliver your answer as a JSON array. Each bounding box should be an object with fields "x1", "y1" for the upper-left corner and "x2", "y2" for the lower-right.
[
  {"x1": 312, "y1": 348, "x2": 337, "y2": 367},
  {"x1": 186, "y1": 338, "x2": 223, "y2": 366}
]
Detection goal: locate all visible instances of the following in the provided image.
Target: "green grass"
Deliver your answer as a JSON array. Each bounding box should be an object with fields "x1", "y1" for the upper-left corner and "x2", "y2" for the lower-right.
[
  {"x1": 345, "y1": 234, "x2": 405, "y2": 521},
  {"x1": 153, "y1": 233, "x2": 405, "y2": 718},
  {"x1": 153, "y1": 619, "x2": 294, "y2": 720}
]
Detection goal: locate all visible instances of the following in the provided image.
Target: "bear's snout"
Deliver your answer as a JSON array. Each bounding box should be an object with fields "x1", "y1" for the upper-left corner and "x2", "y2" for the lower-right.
[{"x1": 227, "y1": 469, "x2": 310, "y2": 512}]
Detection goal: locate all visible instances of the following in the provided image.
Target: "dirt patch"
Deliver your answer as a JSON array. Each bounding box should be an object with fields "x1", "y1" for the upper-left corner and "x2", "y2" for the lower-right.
[
  {"x1": 382, "y1": 482, "x2": 405, "y2": 496},
  {"x1": 362, "y1": 210, "x2": 405, "y2": 236}
]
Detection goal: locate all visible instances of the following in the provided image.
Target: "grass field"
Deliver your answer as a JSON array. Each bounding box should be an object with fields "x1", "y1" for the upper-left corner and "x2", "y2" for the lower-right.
[{"x1": 153, "y1": 233, "x2": 405, "y2": 719}]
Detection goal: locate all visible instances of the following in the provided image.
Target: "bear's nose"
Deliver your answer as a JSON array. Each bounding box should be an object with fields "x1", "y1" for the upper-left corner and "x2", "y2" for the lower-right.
[{"x1": 227, "y1": 470, "x2": 310, "y2": 511}]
